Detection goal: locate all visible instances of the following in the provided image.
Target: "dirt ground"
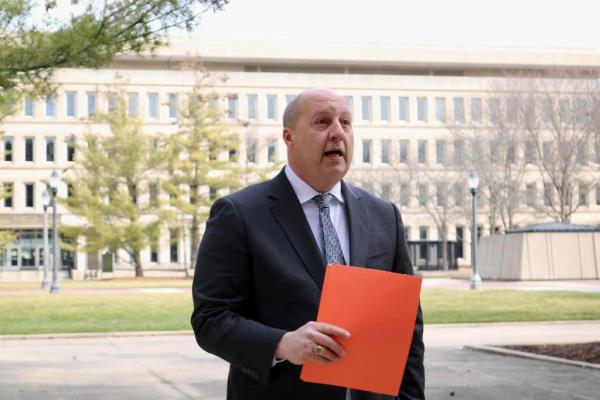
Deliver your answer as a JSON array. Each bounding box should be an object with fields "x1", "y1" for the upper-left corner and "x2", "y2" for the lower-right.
[{"x1": 505, "y1": 342, "x2": 600, "y2": 364}]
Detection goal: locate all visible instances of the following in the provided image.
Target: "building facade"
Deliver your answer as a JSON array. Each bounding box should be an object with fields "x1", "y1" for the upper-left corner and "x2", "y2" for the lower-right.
[{"x1": 1, "y1": 38, "x2": 600, "y2": 279}]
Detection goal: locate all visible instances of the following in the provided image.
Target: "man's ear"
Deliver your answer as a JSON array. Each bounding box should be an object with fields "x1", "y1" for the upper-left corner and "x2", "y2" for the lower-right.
[{"x1": 282, "y1": 127, "x2": 293, "y2": 145}]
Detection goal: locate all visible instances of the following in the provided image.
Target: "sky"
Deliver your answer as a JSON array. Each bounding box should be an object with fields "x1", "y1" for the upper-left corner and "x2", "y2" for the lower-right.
[{"x1": 191, "y1": 0, "x2": 600, "y2": 49}]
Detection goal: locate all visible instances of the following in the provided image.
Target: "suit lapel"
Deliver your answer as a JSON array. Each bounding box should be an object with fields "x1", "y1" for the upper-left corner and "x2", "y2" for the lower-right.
[
  {"x1": 269, "y1": 171, "x2": 327, "y2": 289},
  {"x1": 342, "y1": 182, "x2": 369, "y2": 267}
]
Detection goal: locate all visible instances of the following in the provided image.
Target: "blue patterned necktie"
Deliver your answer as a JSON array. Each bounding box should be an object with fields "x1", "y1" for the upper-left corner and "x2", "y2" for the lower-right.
[{"x1": 312, "y1": 194, "x2": 346, "y2": 265}]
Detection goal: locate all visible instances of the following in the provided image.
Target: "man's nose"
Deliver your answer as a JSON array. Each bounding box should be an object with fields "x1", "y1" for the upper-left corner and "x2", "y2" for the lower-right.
[{"x1": 328, "y1": 119, "x2": 345, "y2": 140}]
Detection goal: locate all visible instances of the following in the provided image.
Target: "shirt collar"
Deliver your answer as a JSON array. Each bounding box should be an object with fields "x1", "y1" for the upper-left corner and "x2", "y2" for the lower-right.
[{"x1": 284, "y1": 165, "x2": 344, "y2": 205}]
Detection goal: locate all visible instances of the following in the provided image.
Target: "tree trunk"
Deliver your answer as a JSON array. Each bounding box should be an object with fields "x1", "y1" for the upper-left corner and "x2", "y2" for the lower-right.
[
  {"x1": 190, "y1": 214, "x2": 199, "y2": 270},
  {"x1": 133, "y1": 250, "x2": 144, "y2": 277},
  {"x1": 441, "y1": 223, "x2": 449, "y2": 272}
]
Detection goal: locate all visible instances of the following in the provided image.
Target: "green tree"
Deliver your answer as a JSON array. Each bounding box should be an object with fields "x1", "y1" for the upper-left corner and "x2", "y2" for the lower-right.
[
  {"x1": 163, "y1": 82, "x2": 244, "y2": 271},
  {"x1": 0, "y1": 0, "x2": 228, "y2": 120},
  {"x1": 63, "y1": 93, "x2": 169, "y2": 277}
]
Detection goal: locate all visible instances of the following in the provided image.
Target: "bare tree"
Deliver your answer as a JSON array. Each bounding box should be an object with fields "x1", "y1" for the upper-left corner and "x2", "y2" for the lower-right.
[{"x1": 448, "y1": 85, "x2": 528, "y2": 233}]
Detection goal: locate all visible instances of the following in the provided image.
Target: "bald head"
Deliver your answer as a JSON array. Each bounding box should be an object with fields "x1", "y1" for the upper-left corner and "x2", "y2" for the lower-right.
[
  {"x1": 282, "y1": 88, "x2": 354, "y2": 192},
  {"x1": 283, "y1": 88, "x2": 346, "y2": 129}
]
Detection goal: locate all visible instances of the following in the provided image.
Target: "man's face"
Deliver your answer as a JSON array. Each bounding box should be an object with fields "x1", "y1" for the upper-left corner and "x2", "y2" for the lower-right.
[{"x1": 284, "y1": 89, "x2": 354, "y2": 192}]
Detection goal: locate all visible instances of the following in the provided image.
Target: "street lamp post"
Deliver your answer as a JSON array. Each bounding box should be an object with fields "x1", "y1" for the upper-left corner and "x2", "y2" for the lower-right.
[
  {"x1": 49, "y1": 171, "x2": 61, "y2": 294},
  {"x1": 41, "y1": 188, "x2": 50, "y2": 290},
  {"x1": 468, "y1": 170, "x2": 482, "y2": 290}
]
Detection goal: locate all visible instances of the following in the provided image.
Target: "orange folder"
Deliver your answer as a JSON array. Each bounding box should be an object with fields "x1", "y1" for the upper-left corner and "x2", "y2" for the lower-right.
[{"x1": 300, "y1": 264, "x2": 422, "y2": 396}]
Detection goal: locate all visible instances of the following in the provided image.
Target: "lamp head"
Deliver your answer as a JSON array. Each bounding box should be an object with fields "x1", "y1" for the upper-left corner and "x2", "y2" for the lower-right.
[
  {"x1": 49, "y1": 170, "x2": 60, "y2": 194},
  {"x1": 42, "y1": 187, "x2": 50, "y2": 208},
  {"x1": 468, "y1": 170, "x2": 479, "y2": 191}
]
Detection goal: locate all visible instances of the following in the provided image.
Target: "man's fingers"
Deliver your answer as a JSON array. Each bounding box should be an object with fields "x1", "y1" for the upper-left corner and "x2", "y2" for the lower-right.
[
  {"x1": 312, "y1": 331, "x2": 346, "y2": 358},
  {"x1": 311, "y1": 322, "x2": 351, "y2": 339}
]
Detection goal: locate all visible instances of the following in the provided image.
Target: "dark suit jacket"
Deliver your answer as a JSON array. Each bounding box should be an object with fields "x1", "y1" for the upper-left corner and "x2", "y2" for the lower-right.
[{"x1": 191, "y1": 170, "x2": 425, "y2": 400}]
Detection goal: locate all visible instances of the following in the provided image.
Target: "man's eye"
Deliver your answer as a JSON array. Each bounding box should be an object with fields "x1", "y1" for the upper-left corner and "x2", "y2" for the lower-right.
[{"x1": 316, "y1": 118, "x2": 328, "y2": 125}]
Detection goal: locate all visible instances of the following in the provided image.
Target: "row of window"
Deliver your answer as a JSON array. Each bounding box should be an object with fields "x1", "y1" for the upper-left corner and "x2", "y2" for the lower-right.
[
  {"x1": 2, "y1": 137, "x2": 75, "y2": 163},
  {"x1": 3, "y1": 180, "x2": 600, "y2": 210},
  {"x1": 20, "y1": 92, "x2": 180, "y2": 119},
  {"x1": 359, "y1": 180, "x2": 600, "y2": 210},
  {"x1": 16, "y1": 90, "x2": 598, "y2": 126}
]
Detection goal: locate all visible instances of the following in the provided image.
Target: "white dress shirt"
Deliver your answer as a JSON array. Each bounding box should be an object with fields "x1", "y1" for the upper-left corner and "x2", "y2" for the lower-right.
[
  {"x1": 284, "y1": 165, "x2": 350, "y2": 264},
  {"x1": 284, "y1": 166, "x2": 354, "y2": 400}
]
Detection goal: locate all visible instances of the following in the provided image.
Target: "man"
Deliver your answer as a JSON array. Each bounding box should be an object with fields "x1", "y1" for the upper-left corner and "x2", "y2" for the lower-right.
[{"x1": 191, "y1": 88, "x2": 425, "y2": 399}]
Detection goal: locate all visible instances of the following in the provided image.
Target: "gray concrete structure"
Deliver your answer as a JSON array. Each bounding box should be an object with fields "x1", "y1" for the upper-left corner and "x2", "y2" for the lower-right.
[
  {"x1": 479, "y1": 223, "x2": 600, "y2": 280},
  {"x1": 1, "y1": 321, "x2": 599, "y2": 399}
]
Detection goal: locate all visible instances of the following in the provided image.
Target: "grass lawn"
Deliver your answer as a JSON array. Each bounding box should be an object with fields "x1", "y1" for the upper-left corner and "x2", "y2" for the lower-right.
[{"x1": 0, "y1": 284, "x2": 599, "y2": 335}]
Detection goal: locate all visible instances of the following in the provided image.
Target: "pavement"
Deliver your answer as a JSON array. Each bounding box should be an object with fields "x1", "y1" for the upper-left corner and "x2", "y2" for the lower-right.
[
  {"x1": 1, "y1": 279, "x2": 599, "y2": 399},
  {"x1": 1, "y1": 321, "x2": 599, "y2": 400}
]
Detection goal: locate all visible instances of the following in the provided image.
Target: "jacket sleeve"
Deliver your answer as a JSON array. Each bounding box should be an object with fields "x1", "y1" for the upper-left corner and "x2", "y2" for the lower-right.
[
  {"x1": 190, "y1": 196, "x2": 286, "y2": 386},
  {"x1": 392, "y1": 203, "x2": 426, "y2": 400}
]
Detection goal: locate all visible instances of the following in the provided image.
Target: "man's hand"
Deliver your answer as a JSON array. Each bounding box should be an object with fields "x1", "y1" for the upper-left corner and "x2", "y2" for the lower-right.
[{"x1": 274, "y1": 321, "x2": 351, "y2": 365}]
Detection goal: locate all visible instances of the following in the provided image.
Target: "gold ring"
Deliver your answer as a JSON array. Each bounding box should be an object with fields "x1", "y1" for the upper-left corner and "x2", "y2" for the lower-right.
[{"x1": 312, "y1": 344, "x2": 325, "y2": 355}]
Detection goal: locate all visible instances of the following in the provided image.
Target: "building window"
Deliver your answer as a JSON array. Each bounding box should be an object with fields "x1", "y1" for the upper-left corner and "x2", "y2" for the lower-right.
[
  {"x1": 544, "y1": 183, "x2": 554, "y2": 206},
  {"x1": 381, "y1": 139, "x2": 391, "y2": 164},
  {"x1": 435, "y1": 97, "x2": 446, "y2": 122},
  {"x1": 417, "y1": 140, "x2": 427, "y2": 164},
  {"x1": 150, "y1": 240, "x2": 158, "y2": 263},
  {"x1": 380, "y1": 184, "x2": 391, "y2": 201},
  {"x1": 266, "y1": 94, "x2": 277, "y2": 120},
  {"x1": 507, "y1": 97, "x2": 518, "y2": 124},
  {"x1": 362, "y1": 139, "x2": 372, "y2": 163},
  {"x1": 361, "y1": 96, "x2": 372, "y2": 121},
  {"x1": 399, "y1": 140, "x2": 409, "y2": 163},
  {"x1": 453, "y1": 97, "x2": 464, "y2": 123},
  {"x1": 577, "y1": 142, "x2": 588, "y2": 165},
  {"x1": 25, "y1": 183, "x2": 34, "y2": 208},
  {"x1": 380, "y1": 96, "x2": 390, "y2": 121},
  {"x1": 285, "y1": 94, "x2": 295, "y2": 104},
  {"x1": 24, "y1": 96, "x2": 34, "y2": 116},
  {"x1": 25, "y1": 138, "x2": 34, "y2": 162},
  {"x1": 67, "y1": 138, "x2": 76, "y2": 162},
  {"x1": 418, "y1": 184, "x2": 428, "y2": 207},
  {"x1": 419, "y1": 226, "x2": 428, "y2": 261},
  {"x1": 67, "y1": 183, "x2": 74, "y2": 198},
  {"x1": 169, "y1": 229, "x2": 178, "y2": 263},
  {"x1": 127, "y1": 92, "x2": 139, "y2": 116},
  {"x1": 579, "y1": 184, "x2": 589, "y2": 206},
  {"x1": 207, "y1": 186, "x2": 216, "y2": 201},
  {"x1": 66, "y1": 91, "x2": 77, "y2": 117},
  {"x1": 526, "y1": 184, "x2": 537, "y2": 207},
  {"x1": 227, "y1": 95, "x2": 238, "y2": 119},
  {"x1": 454, "y1": 140, "x2": 464, "y2": 165},
  {"x1": 247, "y1": 94, "x2": 258, "y2": 120},
  {"x1": 168, "y1": 93, "x2": 178, "y2": 118},
  {"x1": 45, "y1": 138, "x2": 55, "y2": 162},
  {"x1": 436, "y1": 183, "x2": 447, "y2": 206},
  {"x1": 489, "y1": 97, "x2": 500, "y2": 124},
  {"x1": 344, "y1": 96, "x2": 353, "y2": 113},
  {"x1": 471, "y1": 98, "x2": 482, "y2": 123},
  {"x1": 596, "y1": 186, "x2": 600, "y2": 206},
  {"x1": 107, "y1": 92, "x2": 118, "y2": 114},
  {"x1": 559, "y1": 99, "x2": 569, "y2": 124},
  {"x1": 148, "y1": 93, "x2": 158, "y2": 118},
  {"x1": 398, "y1": 97, "x2": 409, "y2": 122},
  {"x1": 246, "y1": 138, "x2": 257, "y2": 163},
  {"x1": 543, "y1": 141, "x2": 553, "y2": 163},
  {"x1": 455, "y1": 226, "x2": 465, "y2": 258},
  {"x1": 45, "y1": 95, "x2": 56, "y2": 117},
  {"x1": 524, "y1": 141, "x2": 536, "y2": 164},
  {"x1": 149, "y1": 182, "x2": 158, "y2": 206},
  {"x1": 454, "y1": 183, "x2": 464, "y2": 207},
  {"x1": 3, "y1": 137, "x2": 13, "y2": 162},
  {"x1": 2, "y1": 183, "x2": 13, "y2": 208},
  {"x1": 86, "y1": 92, "x2": 97, "y2": 116},
  {"x1": 267, "y1": 138, "x2": 277, "y2": 163},
  {"x1": 436, "y1": 140, "x2": 446, "y2": 164},
  {"x1": 400, "y1": 183, "x2": 410, "y2": 207},
  {"x1": 417, "y1": 97, "x2": 428, "y2": 122}
]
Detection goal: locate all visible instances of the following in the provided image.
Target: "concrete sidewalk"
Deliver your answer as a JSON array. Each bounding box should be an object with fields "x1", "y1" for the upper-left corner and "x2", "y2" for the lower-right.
[{"x1": 1, "y1": 321, "x2": 598, "y2": 399}]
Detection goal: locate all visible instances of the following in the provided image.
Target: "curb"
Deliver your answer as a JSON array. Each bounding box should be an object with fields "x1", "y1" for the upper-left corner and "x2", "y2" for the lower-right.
[
  {"x1": 465, "y1": 345, "x2": 600, "y2": 370},
  {"x1": 0, "y1": 330, "x2": 193, "y2": 341}
]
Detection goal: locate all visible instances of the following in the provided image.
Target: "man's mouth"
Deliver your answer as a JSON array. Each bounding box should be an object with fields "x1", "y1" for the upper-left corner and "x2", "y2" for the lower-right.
[{"x1": 323, "y1": 150, "x2": 344, "y2": 157}]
